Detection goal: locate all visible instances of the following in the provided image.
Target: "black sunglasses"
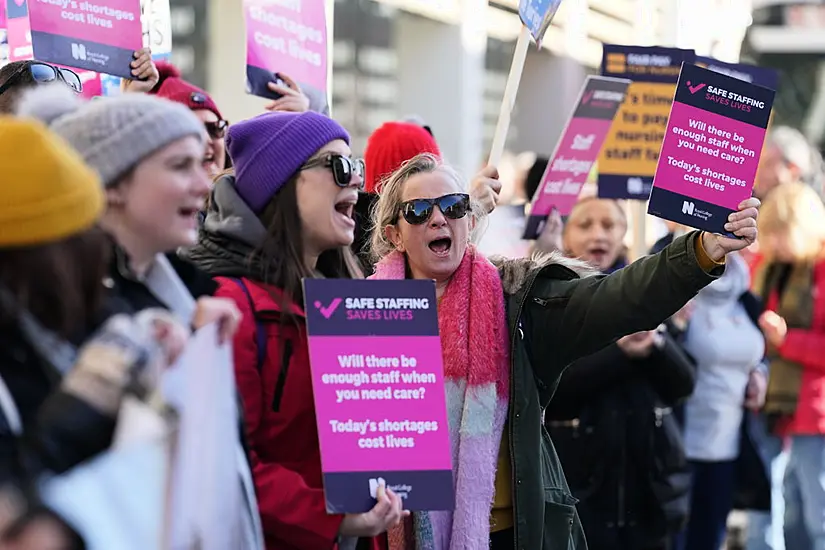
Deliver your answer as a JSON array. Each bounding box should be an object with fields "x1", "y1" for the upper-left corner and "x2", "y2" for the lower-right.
[
  {"x1": 300, "y1": 154, "x2": 365, "y2": 189},
  {"x1": 396, "y1": 193, "x2": 470, "y2": 225},
  {"x1": 204, "y1": 119, "x2": 228, "y2": 140},
  {"x1": 0, "y1": 62, "x2": 82, "y2": 96}
]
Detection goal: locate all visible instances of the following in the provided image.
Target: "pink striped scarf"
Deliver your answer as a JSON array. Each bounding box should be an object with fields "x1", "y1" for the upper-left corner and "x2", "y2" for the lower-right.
[{"x1": 370, "y1": 245, "x2": 510, "y2": 550}]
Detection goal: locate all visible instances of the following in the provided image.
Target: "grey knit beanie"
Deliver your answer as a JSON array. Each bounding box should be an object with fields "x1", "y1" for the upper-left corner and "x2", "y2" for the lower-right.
[{"x1": 16, "y1": 85, "x2": 205, "y2": 187}]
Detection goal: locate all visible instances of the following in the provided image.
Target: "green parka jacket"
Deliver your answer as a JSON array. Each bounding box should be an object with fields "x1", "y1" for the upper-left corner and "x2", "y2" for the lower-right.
[{"x1": 491, "y1": 231, "x2": 720, "y2": 550}]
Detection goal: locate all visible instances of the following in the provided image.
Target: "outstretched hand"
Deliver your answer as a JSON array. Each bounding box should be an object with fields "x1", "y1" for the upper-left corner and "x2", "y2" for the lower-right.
[
  {"x1": 700, "y1": 197, "x2": 760, "y2": 261},
  {"x1": 263, "y1": 73, "x2": 310, "y2": 113}
]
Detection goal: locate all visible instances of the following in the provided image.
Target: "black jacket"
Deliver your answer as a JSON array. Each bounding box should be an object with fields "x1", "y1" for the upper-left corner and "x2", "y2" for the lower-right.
[
  {"x1": 353, "y1": 191, "x2": 378, "y2": 277},
  {"x1": 545, "y1": 329, "x2": 696, "y2": 550}
]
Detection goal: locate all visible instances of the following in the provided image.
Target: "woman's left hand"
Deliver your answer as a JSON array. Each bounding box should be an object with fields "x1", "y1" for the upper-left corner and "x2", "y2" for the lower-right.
[
  {"x1": 263, "y1": 73, "x2": 310, "y2": 113},
  {"x1": 744, "y1": 368, "x2": 768, "y2": 411},
  {"x1": 192, "y1": 297, "x2": 242, "y2": 344},
  {"x1": 700, "y1": 197, "x2": 761, "y2": 261},
  {"x1": 121, "y1": 48, "x2": 159, "y2": 94}
]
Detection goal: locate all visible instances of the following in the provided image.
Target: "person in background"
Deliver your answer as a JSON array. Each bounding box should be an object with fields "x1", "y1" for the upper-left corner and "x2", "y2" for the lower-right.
[
  {"x1": 544, "y1": 196, "x2": 695, "y2": 550},
  {"x1": 0, "y1": 117, "x2": 188, "y2": 549},
  {"x1": 754, "y1": 182, "x2": 825, "y2": 550},
  {"x1": 754, "y1": 126, "x2": 823, "y2": 201},
  {"x1": 676, "y1": 251, "x2": 769, "y2": 550},
  {"x1": 182, "y1": 111, "x2": 405, "y2": 550},
  {"x1": 0, "y1": 48, "x2": 155, "y2": 113},
  {"x1": 368, "y1": 152, "x2": 759, "y2": 550}
]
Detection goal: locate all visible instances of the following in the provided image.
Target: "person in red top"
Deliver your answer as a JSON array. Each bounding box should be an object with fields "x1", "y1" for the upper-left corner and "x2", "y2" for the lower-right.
[
  {"x1": 181, "y1": 110, "x2": 406, "y2": 550},
  {"x1": 753, "y1": 181, "x2": 825, "y2": 548}
]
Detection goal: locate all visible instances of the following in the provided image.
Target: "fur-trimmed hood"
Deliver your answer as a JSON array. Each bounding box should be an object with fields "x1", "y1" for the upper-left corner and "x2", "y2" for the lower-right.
[{"x1": 490, "y1": 251, "x2": 599, "y2": 296}]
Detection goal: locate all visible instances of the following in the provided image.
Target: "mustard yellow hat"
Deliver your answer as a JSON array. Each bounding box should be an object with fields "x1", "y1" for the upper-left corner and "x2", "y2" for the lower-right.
[{"x1": 0, "y1": 117, "x2": 104, "y2": 247}]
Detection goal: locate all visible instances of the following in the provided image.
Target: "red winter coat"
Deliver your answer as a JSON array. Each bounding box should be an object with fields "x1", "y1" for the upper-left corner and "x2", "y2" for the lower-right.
[{"x1": 216, "y1": 277, "x2": 387, "y2": 550}]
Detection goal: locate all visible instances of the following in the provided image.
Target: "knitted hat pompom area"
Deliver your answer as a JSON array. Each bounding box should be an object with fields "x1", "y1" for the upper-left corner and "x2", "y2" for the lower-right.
[
  {"x1": 15, "y1": 82, "x2": 82, "y2": 126},
  {"x1": 17, "y1": 84, "x2": 206, "y2": 188},
  {"x1": 227, "y1": 111, "x2": 350, "y2": 213}
]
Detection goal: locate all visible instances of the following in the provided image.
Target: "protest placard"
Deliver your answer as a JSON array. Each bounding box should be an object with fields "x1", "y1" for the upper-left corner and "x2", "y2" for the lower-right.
[
  {"x1": 648, "y1": 63, "x2": 775, "y2": 236},
  {"x1": 597, "y1": 45, "x2": 696, "y2": 200},
  {"x1": 303, "y1": 279, "x2": 454, "y2": 514},
  {"x1": 524, "y1": 75, "x2": 630, "y2": 238},
  {"x1": 695, "y1": 56, "x2": 779, "y2": 91},
  {"x1": 6, "y1": 0, "x2": 32, "y2": 62},
  {"x1": 488, "y1": 0, "x2": 564, "y2": 166},
  {"x1": 27, "y1": 0, "x2": 142, "y2": 78},
  {"x1": 243, "y1": 0, "x2": 327, "y2": 104}
]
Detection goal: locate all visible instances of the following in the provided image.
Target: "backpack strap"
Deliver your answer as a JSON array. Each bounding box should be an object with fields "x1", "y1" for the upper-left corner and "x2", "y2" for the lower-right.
[{"x1": 229, "y1": 278, "x2": 267, "y2": 374}]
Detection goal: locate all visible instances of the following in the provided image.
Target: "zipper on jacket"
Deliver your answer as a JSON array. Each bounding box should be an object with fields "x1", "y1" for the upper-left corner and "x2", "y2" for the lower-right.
[
  {"x1": 272, "y1": 339, "x2": 293, "y2": 412},
  {"x1": 507, "y1": 268, "x2": 541, "y2": 550}
]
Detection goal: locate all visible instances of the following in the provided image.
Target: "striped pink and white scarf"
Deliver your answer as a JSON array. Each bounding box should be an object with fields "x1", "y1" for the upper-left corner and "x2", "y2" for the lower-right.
[{"x1": 370, "y1": 244, "x2": 510, "y2": 550}]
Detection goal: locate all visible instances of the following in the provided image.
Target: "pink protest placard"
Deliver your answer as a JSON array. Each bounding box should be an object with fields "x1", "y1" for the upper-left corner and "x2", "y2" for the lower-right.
[
  {"x1": 27, "y1": 0, "x2": 142, "y2": 78},
  {"x1": 243, "y1": 0, "x2": 327, "y2": 104},
  {"x1": 523, "y1": 75, "x2": 630, "y2": 239},
  {"x1": 648, "y1": 63, "x2": 775, "y2": 237},
  {"x1": 303, "y1": 278, "x2": 454, "y2": 514},
  {"x1": 6, "y1": 0, "x2": 32, "y2": 62}
]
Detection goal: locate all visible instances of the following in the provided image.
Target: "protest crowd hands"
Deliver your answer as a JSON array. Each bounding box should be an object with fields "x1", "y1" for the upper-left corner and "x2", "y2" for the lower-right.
[
  {"x1": 192, "y1": 297, "x2": 242, "y2": 345},
  {"x1": 263, "y1": 73, "x2": 310, "y2": 113},
  {"x1": 745, "y1": 368, "x2": 768, "y2": 411},
  {"x1": 121, "y1": 48, "x2": 160, "y2": 94},
  {"x1": 759, "y1": 310, "x2": 788, "y2": 348},
  {"x1": 534, "y1": 208, "x2": 564, "y2": 254},
  {"x1": 470, "y1": 165, "x2": 502, "y2": 214},
  {"x1": 699, "y1": 197, "x2": 761, "y2": 261},
  {"x1": 617, "y1": 331, "x2": 656, "y2": 359},
  {"x1": 339, "y1": 481, "x2": 408, "y2": 538}
]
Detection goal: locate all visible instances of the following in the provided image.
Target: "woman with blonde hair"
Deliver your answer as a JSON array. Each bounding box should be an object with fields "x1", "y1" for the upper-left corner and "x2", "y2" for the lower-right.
[
  {"x1": 753, "y1": 181, "x2": 825, "y2": 549},
  {"x1": 368, "y1": 153, "x2": 760, "y2": 550}
]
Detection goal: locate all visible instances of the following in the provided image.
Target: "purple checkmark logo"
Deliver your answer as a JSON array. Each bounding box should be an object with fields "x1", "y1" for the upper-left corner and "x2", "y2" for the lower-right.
[
  {"x1": 13, "y1": 0, "x2": 24, "y2": 7},
  {"x1": 314, "y1": 298, "x2": 342, "y2": 319},
  {"x1": 581, "y1": 90, "x2": 594, "y2": 105},
  {"x1": 686, "y1": 80, "x2": 706, "y2": 94}
]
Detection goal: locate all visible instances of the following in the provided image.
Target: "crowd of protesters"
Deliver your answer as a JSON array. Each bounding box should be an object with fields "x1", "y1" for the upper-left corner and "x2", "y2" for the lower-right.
[{"x1": 3, "y1": 48, "x2": 822, "y2": 550}]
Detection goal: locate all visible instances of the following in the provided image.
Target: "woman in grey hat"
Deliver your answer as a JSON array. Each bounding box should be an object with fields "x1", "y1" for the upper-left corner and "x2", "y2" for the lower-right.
[{"x1": 15, "y1": 85, "x2": 264, "y2": 549}]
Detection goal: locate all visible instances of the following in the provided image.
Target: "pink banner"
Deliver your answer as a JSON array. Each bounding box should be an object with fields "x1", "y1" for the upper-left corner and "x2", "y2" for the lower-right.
[
  {"x1": 6, "y1": 0, "x2": 32, "y2": 62},
  {"x1": 28, "y1": 0, "x2": 141, "y2": 78},
  {"x1": 243, "y1": 0, "x2": 327, "y2": 98},
  {"x1": 523, "y1": 75, "x2": 630, "y2": 239}
]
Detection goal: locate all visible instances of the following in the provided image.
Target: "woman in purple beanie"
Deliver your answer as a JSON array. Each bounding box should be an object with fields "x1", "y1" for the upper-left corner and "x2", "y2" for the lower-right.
[{"x1": 182, "y1": 111, "x2": 405, "y2": 550}]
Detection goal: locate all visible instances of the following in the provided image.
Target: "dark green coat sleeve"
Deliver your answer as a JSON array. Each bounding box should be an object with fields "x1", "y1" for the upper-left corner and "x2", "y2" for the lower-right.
[{"x1": 524, "y1": 231, "x2": 720, "y2": 391}]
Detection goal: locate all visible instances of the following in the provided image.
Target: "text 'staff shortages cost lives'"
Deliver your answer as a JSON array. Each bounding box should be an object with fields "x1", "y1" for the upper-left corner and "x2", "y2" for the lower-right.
[
  {"x1": 648, "y1": 63, "x2": 775, "y2": 236},
  {"x1": 598, "y1": 45, "x2": 696, "y2": 200},
  {"x1": 303, "y1": 278, "x2": 454, "y2": 514}
]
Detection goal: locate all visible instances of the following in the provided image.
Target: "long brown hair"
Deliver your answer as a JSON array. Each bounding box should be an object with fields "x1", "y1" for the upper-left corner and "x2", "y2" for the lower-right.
[
  {"x1": 0, "y1": 226, "x2": 111, "y2": 338},
  {"x1": 251, "y1": 174, "x2": 363, "y2": 318}
]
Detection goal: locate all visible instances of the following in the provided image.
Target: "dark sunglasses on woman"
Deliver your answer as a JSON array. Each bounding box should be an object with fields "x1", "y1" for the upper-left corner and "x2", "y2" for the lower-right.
[
  {"x1": 203, "y1": 119, "x2": 228, "y2": 140},
  {"x1": 396, "y1": 193, "x2": 470, "y2": 225},
  {"x1": 300, "y1": 153, "x2": 365, "y2": 189},
  {"x1": 0, "y1": 62, "x2": 82, "y2": 96}
]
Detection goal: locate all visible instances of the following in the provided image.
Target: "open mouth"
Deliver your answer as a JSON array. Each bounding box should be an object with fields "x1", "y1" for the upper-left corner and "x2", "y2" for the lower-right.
[
  {"x1": 428, "y1": 237, "x2": 452, "y2": 257},
  {"x1": 586, "y1": 246, "x2": 609, "y2": 263},
  {"x1": 178, "y1": 205, "x2": 201, "y2": 219},
  {"x1": 334, "y1": 199, "x2": 356, "y2": 228}
]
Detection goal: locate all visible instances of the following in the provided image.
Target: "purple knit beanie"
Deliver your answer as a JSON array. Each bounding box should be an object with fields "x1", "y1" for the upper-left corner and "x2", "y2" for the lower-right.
[{"x1": 227, "y1": 111, "x2": 351, "y2": 213}]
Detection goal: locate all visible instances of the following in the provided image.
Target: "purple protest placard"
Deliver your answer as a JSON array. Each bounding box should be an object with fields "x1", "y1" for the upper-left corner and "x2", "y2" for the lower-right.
[
  {"x1": 243, "y1": 0, "x2": 327, "y2": 104},
  {"x1": 303, "y1": 279, "x2": 454, "y2": 514},
  {"x1": 27, "y1": 0, "x2": 142, "y2": 78},
  {"x1": 523, "y1": 75, "x2": 630, "y2": 239},
  {"x1": 648, "y1": 63, "x2": 775, "y2": 236}
]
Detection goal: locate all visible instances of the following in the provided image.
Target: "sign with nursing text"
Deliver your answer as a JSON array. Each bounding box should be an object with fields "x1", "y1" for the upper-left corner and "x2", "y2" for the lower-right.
[
  {"x1": 303, "y1": 279, "x2": 454, "y2": 514},
  {"x1": 27, "y1": 0, "x2": 142, "y2": 78},
  {"x1": 598, "y1": 44, "x2": 696, "y2": 200},
  {"x1": 524, "y1": 75, "x2": 630, "y2": 238},
  {"x1": 243, "y1": 0, "x2": 327, "y2": 104},
  {"x1": 695, "y1": 56, "x2": 779, "y2": 91},
  {"x1": 648, "y1": 63, "x2": 775, "y2": 236}
]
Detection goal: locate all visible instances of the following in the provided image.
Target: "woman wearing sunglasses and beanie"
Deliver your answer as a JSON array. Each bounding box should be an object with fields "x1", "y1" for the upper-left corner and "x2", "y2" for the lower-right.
[
  {"x1": 182, "y1": 111, "x2": 406, "y2": 550},
  {"x1": 367, "y1": 153, "x2": 761, "y2": 550}
]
